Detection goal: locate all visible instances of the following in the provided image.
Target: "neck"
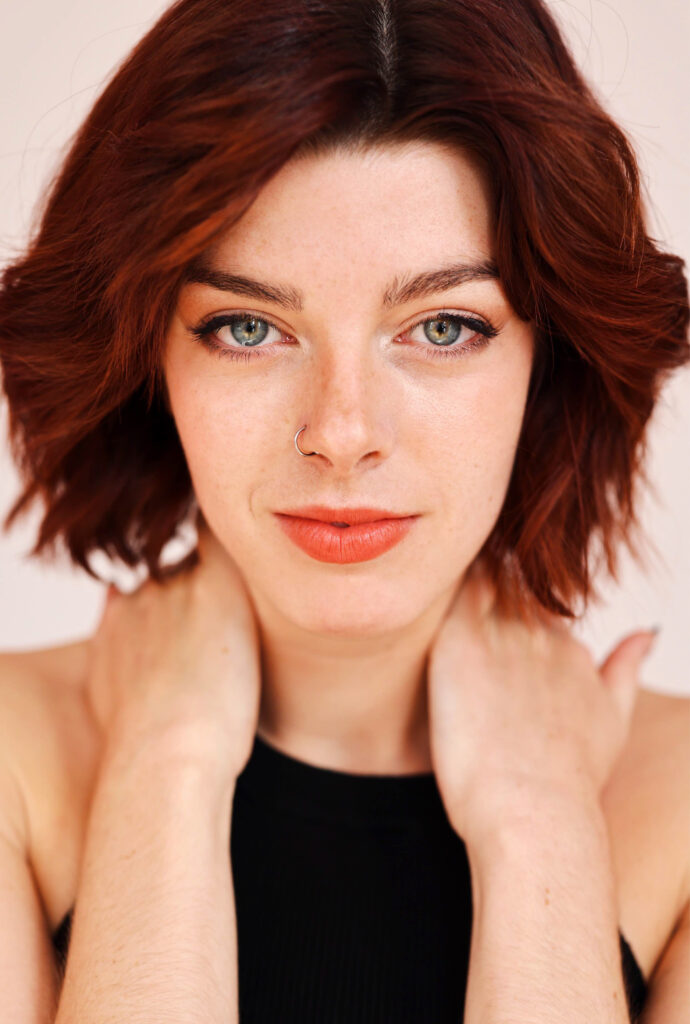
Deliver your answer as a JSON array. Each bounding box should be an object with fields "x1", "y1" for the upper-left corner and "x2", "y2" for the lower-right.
[{"x1": 253, "y1": 585, "x2": 456, "y2": 776}]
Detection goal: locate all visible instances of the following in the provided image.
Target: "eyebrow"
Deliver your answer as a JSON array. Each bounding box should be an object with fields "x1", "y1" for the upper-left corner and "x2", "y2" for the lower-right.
[{"x1": 184, "y1": 257, "x2": 500, "y2": 312}]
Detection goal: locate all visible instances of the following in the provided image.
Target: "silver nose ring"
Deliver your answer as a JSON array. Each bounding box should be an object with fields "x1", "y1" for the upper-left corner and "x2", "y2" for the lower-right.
[{"x1": 294, "y1": 425, "x2": 319, "y2": 457}]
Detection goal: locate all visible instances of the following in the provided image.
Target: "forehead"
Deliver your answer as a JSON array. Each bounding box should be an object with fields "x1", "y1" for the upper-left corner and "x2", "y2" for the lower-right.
[{"x1": 208, "y1": 140, "x2": 494, "y2": 266}]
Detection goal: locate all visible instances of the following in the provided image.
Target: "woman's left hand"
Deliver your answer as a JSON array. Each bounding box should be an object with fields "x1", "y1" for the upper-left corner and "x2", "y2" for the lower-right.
[{"x1": 426, "y1": 558, "x2": 658, "y2": 840}]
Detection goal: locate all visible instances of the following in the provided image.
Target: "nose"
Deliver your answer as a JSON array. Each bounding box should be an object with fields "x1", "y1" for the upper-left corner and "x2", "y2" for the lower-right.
[{"x1": 296, "y1": 345, "x2": 394, "y2": 473}]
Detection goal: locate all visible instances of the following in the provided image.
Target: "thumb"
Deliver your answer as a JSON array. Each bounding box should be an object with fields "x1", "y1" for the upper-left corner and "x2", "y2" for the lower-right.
[{"x1": 599, "y1": 627, "x2": 660, "y2": 726}]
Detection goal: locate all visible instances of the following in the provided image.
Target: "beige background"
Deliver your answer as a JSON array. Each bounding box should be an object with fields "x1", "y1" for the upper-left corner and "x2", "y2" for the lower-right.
[{"x1": 0, "y1": 0, "x2": 688, "y2": 694}]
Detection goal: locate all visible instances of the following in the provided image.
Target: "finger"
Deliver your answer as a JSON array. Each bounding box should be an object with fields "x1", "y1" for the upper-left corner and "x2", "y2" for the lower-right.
[
  {"x1": 455, "y1": 555, "x2": 497, "y2": 618},
  {"x1": 599, "y1": 628, "x2": 659, "y2": 727},
  {"x1": 534, "y1": 607, "x2": 574, "y2": 638}
]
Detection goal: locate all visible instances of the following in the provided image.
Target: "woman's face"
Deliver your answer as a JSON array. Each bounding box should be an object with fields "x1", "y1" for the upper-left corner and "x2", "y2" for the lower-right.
[{"x1": 163, "y1": 141, "x2": 535, "y2": 635}]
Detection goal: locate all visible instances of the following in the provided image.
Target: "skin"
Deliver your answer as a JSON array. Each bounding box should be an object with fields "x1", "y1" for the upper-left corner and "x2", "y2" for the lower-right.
[
  {"x1": 162, "y1": 140, "x2": 535, "y2": 774},
  {"x1": 1, "y1": 141, "x2": 688, "y2": 1020}
]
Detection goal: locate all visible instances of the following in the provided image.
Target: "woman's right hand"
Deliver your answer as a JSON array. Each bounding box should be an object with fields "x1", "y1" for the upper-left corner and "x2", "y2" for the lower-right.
[{"x1": 84, "y1": 518, "x2": 262, "y2": 781}]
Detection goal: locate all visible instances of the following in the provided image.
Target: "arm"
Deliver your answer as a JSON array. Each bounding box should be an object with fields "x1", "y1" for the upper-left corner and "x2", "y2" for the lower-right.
[
  {"x1": 54, "y1": 724, "x2": 239, "y2": 1024},
  {"x1": 460, "y1": 788, "x2": 630, "y2": 1024},
  {"x1": 0, "y1": 767, "x2": 60, "y2": 1023},
  {"x1": 425, "y1": 560, "x2": 661, "y2": 1022}
]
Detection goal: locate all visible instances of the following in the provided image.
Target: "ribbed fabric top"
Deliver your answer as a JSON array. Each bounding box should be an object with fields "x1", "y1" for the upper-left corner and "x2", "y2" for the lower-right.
[
  {"x1": 53, "y1": 731, "x2": 648, "y2": 1022},
  {"x1": 241, "y1": 730, "x2": 446, "y2": 825}
]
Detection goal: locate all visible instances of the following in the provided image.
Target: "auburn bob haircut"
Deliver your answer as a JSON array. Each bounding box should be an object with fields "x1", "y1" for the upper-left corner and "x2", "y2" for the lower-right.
[{"x1": 1, "y1": 0, "x2": 688, "y2": 620}]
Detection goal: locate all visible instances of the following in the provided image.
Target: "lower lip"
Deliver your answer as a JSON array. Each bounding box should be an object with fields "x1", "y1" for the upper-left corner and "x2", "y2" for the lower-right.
[{"x1": 274, "y1": 514, "x2": 419, "y2": 563}]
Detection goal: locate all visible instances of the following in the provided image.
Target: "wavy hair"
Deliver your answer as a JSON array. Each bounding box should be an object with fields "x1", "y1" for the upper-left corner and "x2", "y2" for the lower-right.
[{"x1": 1, "y1": 0, "x2": 688, "y2": 618}]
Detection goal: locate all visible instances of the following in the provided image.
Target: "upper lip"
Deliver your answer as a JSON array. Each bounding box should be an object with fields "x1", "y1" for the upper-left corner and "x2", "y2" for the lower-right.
[{"x1": 276, "y1": 506, "x2": 416, "y2": 524}]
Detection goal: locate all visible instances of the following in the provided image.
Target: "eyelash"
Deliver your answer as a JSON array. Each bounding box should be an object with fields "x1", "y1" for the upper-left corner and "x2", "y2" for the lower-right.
[{"x1": 187, "y1": 309, "x2": 499, "y2": 363}]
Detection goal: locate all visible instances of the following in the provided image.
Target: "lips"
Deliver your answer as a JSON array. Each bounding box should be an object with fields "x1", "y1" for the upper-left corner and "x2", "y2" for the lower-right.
[
  {"x1": 275, "y1": 514, "x2": 418, "y2": 563},
  {"x1": 277, "y1": 506, "x2": 410, "y2": 525}
]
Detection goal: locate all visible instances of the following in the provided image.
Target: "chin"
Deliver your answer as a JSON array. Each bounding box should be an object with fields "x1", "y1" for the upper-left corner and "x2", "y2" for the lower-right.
[{"x1": 278, "y1": 583, "x2": 429, "y2": 638}]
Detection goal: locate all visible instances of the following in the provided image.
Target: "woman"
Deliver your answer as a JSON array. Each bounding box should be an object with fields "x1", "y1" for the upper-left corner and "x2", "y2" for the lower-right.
[{"x1": 0, "y1": 0, "x2": 688, "y2": 1020}]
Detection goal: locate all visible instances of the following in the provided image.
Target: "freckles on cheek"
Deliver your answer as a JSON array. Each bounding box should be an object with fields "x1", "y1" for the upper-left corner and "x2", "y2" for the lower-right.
[
  {"x1": 191, "y1": 402, "x2": 244, "y2": 465},
  {"x1": 167, "y1": 379, "x2": 230, "y2": 469},
  {"x1": 174, "y1": 384, "x2": 273, "y2": 510},
  {"x1": 437, "y1": 380, "x2": 526, "y2": 510}
]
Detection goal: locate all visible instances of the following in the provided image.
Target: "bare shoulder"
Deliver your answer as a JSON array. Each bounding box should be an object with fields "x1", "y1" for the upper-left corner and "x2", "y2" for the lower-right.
[
  {"x1": 622, "y1": 685, "x2": 690, "y2": 840},
  {"x1": 602, "y1": 684, "x2": 690, "y2": 980},
  {"x1": 0, "y1": 640, "x2": 102, "y2": 929},
  {"x1": 0, "y1": 639, "x2": 97, "y2": 779}
]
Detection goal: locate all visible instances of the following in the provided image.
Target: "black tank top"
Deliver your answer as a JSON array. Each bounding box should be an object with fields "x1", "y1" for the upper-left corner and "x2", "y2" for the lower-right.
[{"x1": 52, "y1": 732, "x2": 648, "y2": 1021}]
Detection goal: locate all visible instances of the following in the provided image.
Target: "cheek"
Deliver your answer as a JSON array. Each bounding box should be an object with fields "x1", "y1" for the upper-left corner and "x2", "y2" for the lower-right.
[
  {"x1": 165, "y1": 369, "x2": 267, "y2": 506},
  {"x1": 432, "y1": 354, "x2": 532, "y2": 529}
]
